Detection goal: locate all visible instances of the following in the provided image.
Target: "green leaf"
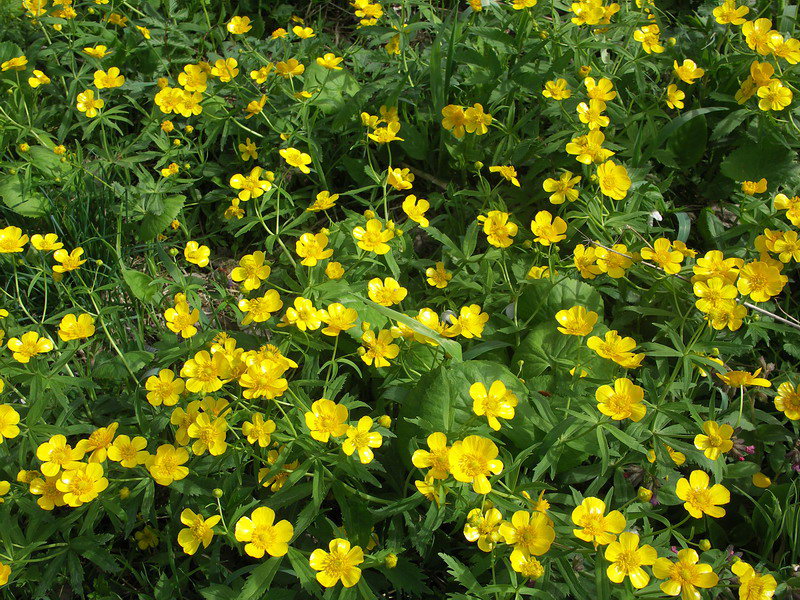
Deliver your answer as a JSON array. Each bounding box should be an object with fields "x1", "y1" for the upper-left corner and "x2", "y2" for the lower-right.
[
  {"x1": 139, "y1": 195, "x2": 185, "y2": 241},
  {"x1": 122, "y1": 268, "x2": 158, "y2": 302},
  {"x1": 0, "y1": 174, "x2": 49, "y2": 217},
  {"x1": 236, "y1": 556, "x2": 283, "y2": 600},
  {"x1": 721, "y1": 141, "x2": 798, "y2": 183},
  {"x1": 438, "y1": 553, "x2": 480, "y2": 592}
]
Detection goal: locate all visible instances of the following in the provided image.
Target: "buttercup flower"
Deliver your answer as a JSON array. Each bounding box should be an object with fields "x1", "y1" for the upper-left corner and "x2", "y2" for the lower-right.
[
  {"x1": 499, "y1": 511, "x2": 555, "y2": 555},
  {"x1": 572, "y1": 497, "x2": 626, "y2": 545},
  {"x1": 604, "y1": 532, "x2": 657, "y2": 588},
  {"x1": 342, "y1": 416, "x2": 383, "y2": 464},
  {"x1": 595, "y1": 378, "x2": 646, "y2": 421},
  {"x1": 178, "y1": 509, "x2": 221, "y2": 555},
  {"x1": 694, "y1": 421, "x2": 734, "y2": 460},
  {"x1": 675, "y1": 470, "x2": 730, "y2": 518},
  {"x1": 235, "y1": 507, "x2": 293, "y2": 558},
  {"x1": 448, "y1": 435, "x2": 503, "y2": 494},
  {"x1": 469, "y1": 380, "x2": 518, "y2": 430},
  {"x1": 555, "y1": 306, "x2": 598, "y2": 336},
  {"x1": 309, "y1": 539, "x2": 364, "y2": 588},
  {"x1": 464, "y1": 506, "x2": 504, "y2": 551}
]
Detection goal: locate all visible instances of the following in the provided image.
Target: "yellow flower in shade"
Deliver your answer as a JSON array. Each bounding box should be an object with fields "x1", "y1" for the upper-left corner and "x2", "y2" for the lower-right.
[
  {"x1": 244, "y1": 95, "x2": 267, "y2": 118},
  {"x1": 713, "y1": 0, "x2": 749, "y2": 24},
  {"x1": 469, "y1": 380, "x2": 518, "y2": 431},
  {"x1": 107, "y1": 13, "x2": 127, "y2": 26},
  {"x1": 37, "y1": 434, "x2": 85, "y2": 476},
  {"x1": 464, "y1": 507, "x2": 504, "y2": 551},
  {"x1": 464, "y1": 103, "x2": 492, "y2": 134},
  {"x1": 571, "y1": 497, "x2": 626, "y2": 545},
  {"x1": 693, "y1": 277, "x2": 737, "y2": 314},
  {"x1": 402, "y1": 195, "x2": 429, "y2": 227},
  {"x1": 165, "y1": 300, "x2": 200, "y2": 338},
  {"x1": 666, "y1": 84, "x2": 685, "y2": 109},
  {"x1": 145, "y1": 369, "x2": 185, "y2": 406},
  {"x1": 107, "y1": 435, "x2": 149, "y2": 468},
  {"x1": 187, "y1": 413, "x2": 228, "y2": 456},
  {"x1": 555, "y1": 306, "x2": 598, "y2": 336},
  {"x1": 28, "y1": 69, "x2": 51, "y2": 88},
  {"x1": 596, "y1": 160, "x2": 631, "y2": 200},
  {"x1": 742, "y1": 18, "x2": 775, "y2": 55},
  {"x1": 53, "y1": 247, "x2": 86, "y2": 273},
  {"x1": 135, "y1": 526, "x2": 159, "y2": 550},
  {"x1": 585, "y1": 77, "x2": 616, "y2": 101},
  {"x1": 184, "y1": 241, "x2": 210, "y2": 267},
  {"x1": 449, "y1": 435, "x2": 503, "y2": 494},
  {"x1": 93, "y1": 67, "x2": 124, "y2": 89},
  {"x1": 360, "y1": 329, "x2": 400, "y2": 367},
  {"x1": 211, "y1": 58, "x2": 238, "y2": 81},
  {"x1": 0, "y1": 405, "x2": 21, "y2": 443},
  {"x1": 367, "y1": 122, "x2": 403, "y2": 144},
  {"x1": 512, "y1": 0, "x2": 538, "y2": 7},
  {"x1": 653, "y1": 548, "x2": 718, "y2": 599},
  {"x1": 542, "y1": 78, "x2": 572, "y2": 100},
  {"x1": 499, "y1": 511, "x2": 555, "y2": 555},
  {"x1": 305, "y1": 399, "x2": 349, "y2": 443},
  {"x1": 83, "y1": 45, "x2": 110, "y2": 59},
  {"x1": 296, "y1": 233, "x2": 333, "y2": 266},
  {"x1": 282, "y1": 297, "x2": 323, "y2": 331},
  {"x1": 694, "y1": 421, "x2": 734, "y2": 460},
  {"x1": 29, "y1": 475, "x2": 66, "y2": 510},
  {"x1": 477, "y1": 210, "x2": 518, "y2": 248},
  {"x1": 386, "y1": 167, "x2": 415, "y2": 190},
  {"x1": 31, "y1": 233, "x2": 62, "y2": 251},
  {"x1": 441, "y1": 105, "x2": 467, "y2": 138},
  {"x1": 316, "y1": 53, "x2": 344, "y2": 70},
  {"x1": 543, "y1": 171, "x2": 581, "y2": 204},
  {"x1": 238, "y1": 138, "x2": 257, "y2": 161},
  {"x1": 235, "y1": 507, "x2": 293, "y2": 558},
  {"x1": 308, "y1": 191, "x2": 339, "y2": 212},
  {"x1": 595, "y1": 243, "x2": 633, "y2": 278},
  {"x1": 595, "y1": 378, "x2": 646, "y2": 421},
  {"x1": 673, "y1": 59, "x2": 705, "y2": 84},
  {"x1": 275, "y1": 58, "x2": 305, "y2": 78},
  {"x1": 676, "y1": 470, "x2": 730, "y2": 518},
  {"x1": 76, "y1": 89, "x2": 104, "y2": 117},
  {"x1": 692, "y1": 250, "x2": 743, "y2": 284},
  {"x1": 7, "y1": 331, "x2": 54, "y2": 363},
  {"x1": 574, "y1": 244, "x2": 603, "y2": 279},
  {"x1": 774, "y1": 193, "x2": 800, "y2": 226},
  {"x1": 754, "y1": 471, "x2": 773, "y2": 488},
  {"x1": 576, "y1": 99, "x2": 609, "y2": 129},
  {"x1": 731, "y1": 561, "x2": 777, "y2": 600},
  {"x1": 456, "y1": 304, "x2": 488, "y2": 338},
  {"x1": 633, "y1": 24, "x2": 665, "y2": 54},
  {"x1": 250, "y1": 65, "x2": 273, "y2": 84},
  {"x1": 280, "y1": 147, "x2": 312, "y2": 174},
  {"x1": 319, "y1": 303, "x2": 358, "y2": 336},
  {"x1": 230, "y1": 168, "x2": 274, "y2": 201},
  {"x1": 56, "y1": 463, "x2": 108, "y2": 507},
  {"x1": 757, "y1": 80, "x2": 792, "y2": 111},
  {"x1": 231, "y1": 251, "x2": 271, "y2": 291},
  {"x1": 775, "y1": 382, "x2": 800, "y2": 420},
  {"x1": 309, "y1": 539, "x2": 364, "y2": 588},
  {"x1": 510, "y1": 550, "x2": 545, "y2": 580},
  {"x1": 137, "y1": 25, "x2": 151, "y2": 39},
  {"x1": 178, "y1": 509, "x2": 221, "y2": 555},
  {"x1": 353, "y1": 219, "x2": 394, "y2": 254},
  {"x1": 0, "y1": 561, "x2": 9, "y2": 586},
  {"x1": 342, "y1": 416, "x2": 383, "y2": 464},
  {"x1": 530, "y1": 210, "x2": 567, "y2": 245},
  {"x1": 489, "y1": 165, "x2": 520, "y2": 187},
  {"x1": 773, "y1": 230, "x2": 800, "y2": 263},
  {"x1": 717, "y1": 368, "x2": 771, "y2": 388},
  {"x1": 292, "y1": 25, "x2": 315, "y2": 38},
  {"x1": 1, "y1": 55, "x2": 27, "y2": 71},
  {"x1": 227, "y1": 15, "x2": 252, "y2": 34},
  {"x1": 147, "y1": 444, "x2": 190, "y2": 486},
  {"x1": 76, "y1": 422, "x2": 119, "y2": 462},
  {"x1": 604, "y1": 532, "x2": 657, "y2": 588},
  {"x1": 640, "y1": 238, "x2": 684, "y2": 274},
  {"x1": 587, "y1": 330, "x2": 644, "y2": 369},
  {"x1": 425, "y1": 262, "x2": 452, "y2": 288},
  {"x1": 412, "y1": 432, "x2": 450, "y2": 479},
  {"x1": 242, "y1": 413, "x2": 276, "y2": 447}
]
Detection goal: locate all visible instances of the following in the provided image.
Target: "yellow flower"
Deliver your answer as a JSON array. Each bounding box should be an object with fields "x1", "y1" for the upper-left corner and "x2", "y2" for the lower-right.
[
  {"x1": 0, "y1": 405, "x2": 21, "y2": 444},
  {"x1": 425, "y1": 262, "x2": 452, "y2": 288},
  {"x1": 499, "y1": 511, "x2": 555, "y2": 555},
  {"x1": 238, "y1": 361, "x2": 288, "y2": 399},
  {"x1": 165, "y1": 300, "x2": 199, "y2": 338},
  {"x1": 227, "y1": 15, "x2": 252, "y2": 34},
  {"x1": 107, "y1": 435, "x2": 149, "y2": 468},
  {"x1": 775, "y1": 382, "x2": 800, "y2": 420},
  {"x1": 675, "y1": 470, "x2": 730, "y2": 518},
  {"x1": 757, "y1": 80, "x2": 792, "y2": 111},
  {"x1": 510, "y1": 550, "x2": 544, "y2": 579},
  {"x1": 308, "y1": 191, "x2": 339, "y2": 211},
  {"x1": 244, "y1": 94, "x2": 267, "y2": 118},
  {"x1": 402, "y1": 195, "x2": 430, "y2": 227},
  {"x1": 231, "y1": 251, "x2": 271, "y2": 291},
  {"x1": 295, "y1": 232, "x2": 333, "y2": 266},
  {"x1": 146, "y1": 444, "x2": 190, "y2": 486},
  {"x1": 731, "y1": 561, "x2": 777, "y2": 600},
  {"x1": 282, "y1": 297, "x2": 323, "y2": 331},
  {"x1": 633, "y1": 24, "x2": 665, "y2": 54},
  {"x1": 464, "y1": 507, "x2": 504, "y2": 551},
  {"x1": 319, "y1": 303, "x2": 358, "y2": 336},
  {"x1": 555, "y1": 305, "x2": 598, "y2": 336},
  {"x1": 37, "y1": 434, "x2": 85, "y2": 476},
  {"x1": 692, "y1": 250, "x2": 743, "y2": 285},
  {"x1": 76, "y1": 422, "x2": 119, "y2": 462},
  {"x1": 694, "y1": 421, "x2": 734, "y2": 460},
  {"x1": 28, "y1": 69, "x2": 51, "y2": 88},
  {"x1": 567, "y1": 130, "x2": 615, "y2": 164},
  {"x1": 275, "y1": 58, "x2": 305, "y2": 78},
  {"x1": 469, "y1": 380, "x2": 518, "y2": 431},
  {"x1": 309, "y1": 539, "x2": 364, "y2": 588},
  {"x1": 449, "y1": 435, "x2": 503, "y2": 494},
  {"x1": 184, "y1": 241, "x2": 210, "y2": 267},
  {"x1": 52, "y1": 247, "x2": 86, "y2": 274},
  {"x1": 587, "y1": 330, "x2": 644, "y2": 368},
  {"x1": 604, "y1": 532, "x2": 657, "y2": 588},
  {"x1": 235, "y1": 507, "x2": 293, "y2": 558},
  {"x1": 145, "y1": 369, "x2": 185, "y2": 406},
  {"x1": 652, "y1": 548, "x2": 718, "y2": 599},
  {"x1": 1, "y1": 55, "x2": 27, "y2": 71},
  {"x1": 93, "y1": 67, "x2": 125, "y2": 89},
  {"x1": 368, "y1": 121, "x2": 404, "y2": 143},
  {"x1": 230, "y1": 167, "x2": 274, "y2": 200},
  {"x1": 595, "y1": 243, "x2": 633, "y2": 278},
  {"x1": 107, "y1": 12, "x2": 127, "y2": 26},
  {"x1": 76, "y1": 89, "x2": 104, "y2": 117},
  {"x1": 713, "y1": 0, "x2": 749, "y2": 24},
  {"x1": 456, "y1": 304, "x2": 489, "y2": 338},
  {"x1": 574, "y1": 244, "x2": 602, "y2": 279},
  {"x1": 489, "y1": 165, "x2": 520, "y2": 187},
  {"x1": 353, "y1": 219, "x2": 394, "y2": 254},
  {"x1": 386, "y1": 167, "x2": 415, "y2": 190},
  {"x1": 238, "y1": 137, "x2": 258, "y2": 161},
  {"x1": 572, "y1": 497, "x2": 626, "y2": 545},
  {"x1": 57, "y1": 463, "x2": 108, "y2": 507},
  {"x1": 271, "y1": 28, "x2": 288, "y2": 38},
  {"x1": 178, "y1": 509, "x2": 221, "y2": 555},
  {"x1": 773, "y1": 230, "x2": 800, "y2": 263},
  {"x1": 280, "y1": 147, "x2": 312, "y2": 173},
  {"x1": 596, "y1": 160, "x2": 631, "y2": 200},
  {"x1": 640, "y1": 238, "x2": 684, "y2": 274},
  {"x1": 360, "y1": 329, "x2": 400, "y2": 367},
  {"x1": 742, "y1": 18, "x2": 775, "y2": 55},
  {"x1": 441, "y1": 104, "x2": 467, "y2": 138},
  {"x1": 211, "y1": 58, "x2": 239, "y2": 81},
  {"x1": 342, "y1": 416, "x2": 383, "y2": 464},
  {"x1": 305, "y1": 399, "x2": 349, "y2": 443},
  {"x1": 577, "y1": 99, "x2": 609, "y2": 129},
  {"x1": 7, "y1": 331, "x2": 54, "y2": 363},
  {"x1": 181, "y1": 350, "x2": 229, "y2": 394},
  {"x1": 242, "y1": 414, "x2": 276, "y2": 447},
  {"x1": 316, "y1": 53, "x2": 344, "y2": 70},
  {"x1": 542, "y1": 78, "x2": 572, "y2": 100},
  {"x1": 293, "y1": 25, "x2": 315, "y2": 38},
  {"x1": 134, "y1": 526, "x2": 159, "y2": 550},
  {"x1": 543, "y1": 171, "x2": 581, "y2": 204},
  {"x1": 477, "y1": 211, "x2": 518, "y2": 248},
  {"x1": 29, "y1": 475, "x2": 66, "y2": 510},
  {"x1": 737, "y1": 260, "x2": 786, "y2": 301},
  {"x1": 187, "y1": 413, "x2": 228, "y2": 456},
  {"x1": 585, "y1": 77, "x2": 616, "y2": 101},
  {"x1": 673, "y1": 59, "x2": 705, "y2": 84},
  {"x1": 595, "y1": 378, "x2": 646, "y2": 421},
  {"x1": 83, "y1": 45, "x2": 110, "y2": 59},
  {"x1": 464, "y1": 103, "x2": 492, "y2": 134},
  {"x1": 666, "y1": 84, "x2": 685, "y2": 109},
  {"x1": 412, "y1": 432, "x2": 450, "y2": 479},
  {"x1": 717, "y1": 368, "x2": 771, "y2": 388},
  {"x1": 530, "y1": 210, "x2": 567, "y2": 246}
]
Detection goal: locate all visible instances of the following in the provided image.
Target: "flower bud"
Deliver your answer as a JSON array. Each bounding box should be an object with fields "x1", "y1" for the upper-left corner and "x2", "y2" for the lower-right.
[
  {"x1": 377, "y1": 415, "x2": 392, "y2": 428},
  {"x1": 119, "y1": 486, "x2": 131, "y2": 500},
  {"x1": 474, "y1": 161, "x2": 484, "y2": 170},
  {"x1": 752, "y1": 472, "x2": 771, "y2": 488},
  {"x1": 168, "y1": 247, "x2": 179, "y2": 257},
  {"x1": 637, "y1": 487, "x2": 653, "y2": 502},
  {"x1": 213, "y1": 488, "x2": 224, "y2": 498},
  {"x1": 698, "y1": 539, "x2": 711, "y2": 552},
  {"x1": 384, "y1": 553, "x2": 398, "y2": 568}
]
